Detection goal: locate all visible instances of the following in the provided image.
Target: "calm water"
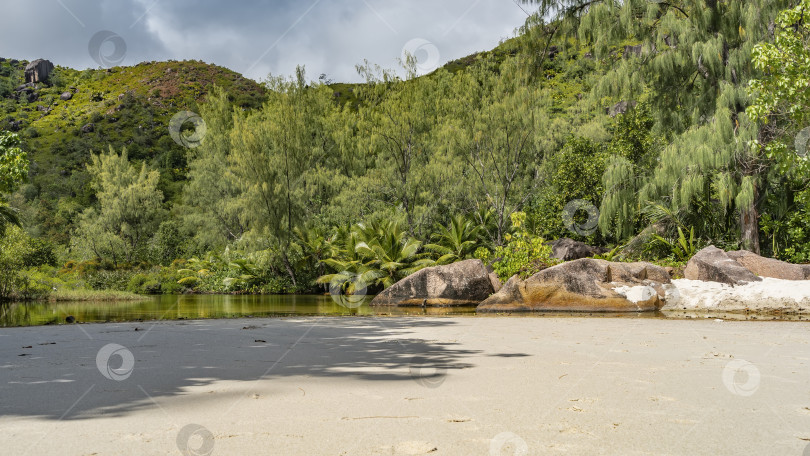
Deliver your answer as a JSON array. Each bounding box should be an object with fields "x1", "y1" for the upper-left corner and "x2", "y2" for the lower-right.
[
  {"x1": 0, "y1": 294, "x2": 478, "y2": 327},
  {"x1": 2, "y1": 294, "x2": 805, "y2": 327}
]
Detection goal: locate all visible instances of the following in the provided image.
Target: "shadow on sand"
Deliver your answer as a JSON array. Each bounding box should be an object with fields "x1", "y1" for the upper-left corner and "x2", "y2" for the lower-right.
[{"x1": 0, "y1": 317, "x2": 530, "y2": 420}]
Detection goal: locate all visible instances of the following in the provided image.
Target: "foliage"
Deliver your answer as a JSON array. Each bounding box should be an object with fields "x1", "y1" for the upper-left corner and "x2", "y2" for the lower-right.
[
  {"x1": 424, "y1": 215, "x2": 482, "y2": 265},
  {"x1": 537, "y1": 0, "x2": 791, "y2": 253},
  {"x1": 649, "y1": 226, "x2": 698, "y2": 263},
  {"x1": 316, "y1": 220, "x2": 432, "y2": 292},
  {"x1": 0, "y1": 132, "x2": 27, "y2": 231},
  {"x1": 0, "y1": 132, "x2": 27, "y2": 194},
  {"x1": 71, "y1": 147, "x2": 164, "y2": 264},
  {"x1": 0, "y1": 226, "x2": 29, "y2": 300},
  {"x1": 476, "y1": 212, "x2": 558, "y2": 281},
  {"x1": 747, "y1": 0, "x2": 810, "y2": 260},
  {"x1": 10, "y1": 1, "x2": 810, "y2": 300},
  {"x1": 530, "y1": 136, "x2": 608, "y2": 242}
]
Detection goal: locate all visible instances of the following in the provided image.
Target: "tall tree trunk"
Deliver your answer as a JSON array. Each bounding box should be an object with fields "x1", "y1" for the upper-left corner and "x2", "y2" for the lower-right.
[
  {"x1": 282, "y1": 251, "x2": 297, "y2": 288},
  {"x1": 740, "y1": 186, "x2": 760, "y2": 254}
]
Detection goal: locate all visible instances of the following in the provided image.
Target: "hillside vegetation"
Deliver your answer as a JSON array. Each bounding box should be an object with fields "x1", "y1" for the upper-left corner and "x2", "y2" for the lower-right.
[
  {"x1": 0, "y1": 58, "x2": 266, "y2": 243},
  {"x1": 2, "y1": 0, "x2": 809, "y2": 300}
]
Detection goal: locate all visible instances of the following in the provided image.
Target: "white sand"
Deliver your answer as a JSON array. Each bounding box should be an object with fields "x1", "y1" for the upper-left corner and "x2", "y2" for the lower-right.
[
  {"x1": 665, "y1": 278, "x2": 810, "y2": 313},
  {"x1": 2, "y1": 317, "x2": 810, "y2": 455}
]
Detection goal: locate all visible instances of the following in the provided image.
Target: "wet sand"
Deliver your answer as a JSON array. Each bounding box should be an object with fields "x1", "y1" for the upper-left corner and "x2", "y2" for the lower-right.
[{"x1": 1, "y1": 316, "x2": 809, "y2": 455}]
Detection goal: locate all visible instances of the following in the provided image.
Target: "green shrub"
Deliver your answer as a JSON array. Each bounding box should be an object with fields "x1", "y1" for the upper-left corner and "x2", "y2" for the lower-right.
[
  {"x1": 476, "y1": 212, "x2": 559, "y2": 281},
  {"x1": 84, "y1": 269, "x2": 131, "y2": 291},
  {"x1": 21, "y1": 237, "x2": 58, "y2": 267}
]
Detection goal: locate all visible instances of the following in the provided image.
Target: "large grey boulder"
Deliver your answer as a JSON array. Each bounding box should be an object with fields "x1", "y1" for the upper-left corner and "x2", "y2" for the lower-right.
[
  {"x1": 370, "y1": 259, "x2": 494, "y2": 307},
  {"x1": 547, "y1": 238, "x2": 606, "y2": 261},
  {"x1": 726, "y1": 250, "x2": 810, "y2": 280},
  {"x1": 24, "y1": 59, "x2": 54, "y2": 84},
  {"x1": 477, "y1": 259, "x2": 671, "y2": 313},
  {"x1": 607, "y1": 100, "x2": 637, "y2": 117},
  {"x1": 684, "y1": 246, "x2": 762, "y2": 286}
]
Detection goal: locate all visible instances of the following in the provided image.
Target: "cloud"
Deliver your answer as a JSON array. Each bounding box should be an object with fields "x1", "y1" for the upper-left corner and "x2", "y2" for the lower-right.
[{"x1": 0, "y1": 0, "x2": 534, "y2": 82}]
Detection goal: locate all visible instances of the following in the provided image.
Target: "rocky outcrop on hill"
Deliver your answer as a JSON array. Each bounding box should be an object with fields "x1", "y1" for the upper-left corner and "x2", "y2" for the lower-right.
[{"x1": 24, "y1": 59, "x2": 54, "y2": 84}]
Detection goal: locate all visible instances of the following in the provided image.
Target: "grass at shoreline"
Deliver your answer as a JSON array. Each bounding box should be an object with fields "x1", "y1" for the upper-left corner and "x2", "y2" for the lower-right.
[{"x1": 49, "y1": 289, "x2": 149, "y2": 302}]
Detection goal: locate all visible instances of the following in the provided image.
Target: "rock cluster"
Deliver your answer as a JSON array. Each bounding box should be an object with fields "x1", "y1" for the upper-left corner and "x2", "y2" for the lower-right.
[
  {"x1": 478, "y1": 259, "x2": 671, "y2": 313},
  {"x1": 369, "y1": 244, "x2": 810, "y2": 314}
]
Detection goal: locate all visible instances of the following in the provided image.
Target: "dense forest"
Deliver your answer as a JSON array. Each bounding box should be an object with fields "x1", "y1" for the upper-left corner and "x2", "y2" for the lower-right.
[{"x1": 2, "y1": 0, "x2": 810, "y2": 300}]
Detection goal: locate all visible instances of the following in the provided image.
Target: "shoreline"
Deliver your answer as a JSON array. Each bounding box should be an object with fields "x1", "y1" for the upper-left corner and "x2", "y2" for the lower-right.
[{"x1": 2, "y1": 316, "x2": 809, "y2": 455}]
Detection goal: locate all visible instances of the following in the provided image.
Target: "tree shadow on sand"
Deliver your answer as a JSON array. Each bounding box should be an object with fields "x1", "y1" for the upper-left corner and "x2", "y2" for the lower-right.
[{"x1": 0, "y1": 317, "x2": 530, "y2": 420}]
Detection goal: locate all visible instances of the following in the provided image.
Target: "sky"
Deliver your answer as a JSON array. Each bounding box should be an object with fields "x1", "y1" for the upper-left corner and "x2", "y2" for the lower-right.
[{"x1": 0, "y1": 0, "x2": 536, "y2": 82}]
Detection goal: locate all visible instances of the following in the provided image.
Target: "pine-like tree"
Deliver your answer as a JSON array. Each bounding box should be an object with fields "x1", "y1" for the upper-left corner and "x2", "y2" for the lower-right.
[{"x1": 527, "y1": 0, "x2": 791, "y2": 252}]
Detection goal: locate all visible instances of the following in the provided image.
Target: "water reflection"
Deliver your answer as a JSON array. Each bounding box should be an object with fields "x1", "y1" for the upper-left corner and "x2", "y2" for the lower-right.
[
  {"x1": 2, "y1": 295, "x2": 807, "y2": 327},
  {"x1": 0, "y1": 294, "x2": 476, "y2": 327}
]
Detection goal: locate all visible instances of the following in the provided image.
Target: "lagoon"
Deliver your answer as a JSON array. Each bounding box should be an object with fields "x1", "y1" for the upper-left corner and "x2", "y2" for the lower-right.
[
  {"x1": 4, "y1": 293, "x2": 806, "y2": 327},
  {"x1": 0, "y1": 294, "x2": 481, "y2": 327}
]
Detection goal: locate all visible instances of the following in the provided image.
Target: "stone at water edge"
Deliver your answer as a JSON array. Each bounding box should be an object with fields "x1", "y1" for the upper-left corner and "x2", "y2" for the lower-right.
[
  {"x1": 370, "y1": 259, "x2": 494, "y2": 307},
  {"x1": 477, "y1": 258, "x2": 671, "y2": 312},
  {"x1": 726, "y1": 250, "x2": 810, "y2": 281},
  {"x1": 684, "y1": 246, "x2": 762, "y2": 286},
  {"x1": 488, "y1": 272, "x2": 502, "y2": 293}
]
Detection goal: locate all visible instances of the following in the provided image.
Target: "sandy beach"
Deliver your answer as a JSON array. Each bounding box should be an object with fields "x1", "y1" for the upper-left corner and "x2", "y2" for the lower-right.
[{"x1": 2, "y1": 316, "x2": 810, "y2": 455}]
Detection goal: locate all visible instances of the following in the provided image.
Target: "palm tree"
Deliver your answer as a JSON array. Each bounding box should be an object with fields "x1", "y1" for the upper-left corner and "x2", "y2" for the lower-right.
[
  {"x1": 424, "y1": 214, "x2": 481, "y2": 265},
  {"x1": 316, "y1": 221, "x2": 432, "y2": 291},
  {"x1": 355, "y1": 221, "x2": 432, "y2": 288}
]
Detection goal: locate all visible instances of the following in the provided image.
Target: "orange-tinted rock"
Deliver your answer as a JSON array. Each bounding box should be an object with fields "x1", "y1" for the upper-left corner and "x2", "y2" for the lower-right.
[
  {"x1": 684, "y1": 246, "x2": 761, "y2": 285},
  {"x1": 726, "y1": 250, "x2": 810, "y2": 280},
  {"x1": 477, "y1": 259, "x2": 670, "y2": 313}
]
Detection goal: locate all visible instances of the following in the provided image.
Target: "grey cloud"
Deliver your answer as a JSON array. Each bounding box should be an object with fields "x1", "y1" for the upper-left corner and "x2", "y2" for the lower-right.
[{"x1": 0, "y1": 0, "x2": 534, "y2": 82}]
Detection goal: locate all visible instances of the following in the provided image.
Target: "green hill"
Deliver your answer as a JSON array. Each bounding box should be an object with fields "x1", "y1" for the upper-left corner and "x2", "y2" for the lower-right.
[{"x1": 0, "y1": 58, "x2": 267, "y2": 243}]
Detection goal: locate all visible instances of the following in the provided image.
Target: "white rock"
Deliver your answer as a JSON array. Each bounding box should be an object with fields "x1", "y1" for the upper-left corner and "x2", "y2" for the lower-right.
[{"x1": 663, "y1": 278, "x2": 810, "y2": 312}]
